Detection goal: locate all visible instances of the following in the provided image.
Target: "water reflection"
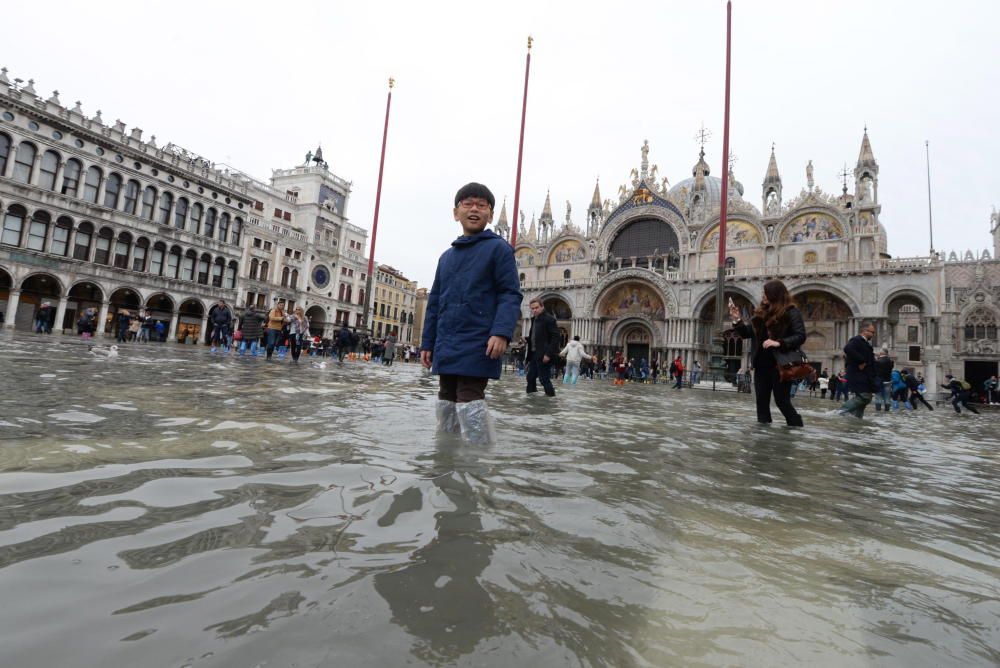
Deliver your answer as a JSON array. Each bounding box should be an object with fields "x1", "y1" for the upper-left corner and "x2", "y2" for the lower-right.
[
  {"x1": 0, "y1": 333, "x2": 998, "y2": 667},
  {"x1": 374, "y1": 438, "x2": 497, "y2": 663}
]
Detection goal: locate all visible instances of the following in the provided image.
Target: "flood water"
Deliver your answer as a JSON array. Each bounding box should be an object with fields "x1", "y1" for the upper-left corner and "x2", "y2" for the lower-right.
[{"x1": 0, "y1": 334, "x2": 998, "y2": 668}]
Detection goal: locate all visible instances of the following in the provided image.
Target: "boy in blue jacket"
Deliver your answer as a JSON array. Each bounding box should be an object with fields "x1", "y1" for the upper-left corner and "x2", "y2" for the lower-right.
[{"x1": 421, "y1": 183, "x2": 523, "y2": 444}]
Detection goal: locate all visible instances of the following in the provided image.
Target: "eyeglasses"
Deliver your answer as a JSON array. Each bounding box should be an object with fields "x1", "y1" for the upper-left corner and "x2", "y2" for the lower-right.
[{"x1": 458, "y1": 199, "x2": 491, "y2": 210}]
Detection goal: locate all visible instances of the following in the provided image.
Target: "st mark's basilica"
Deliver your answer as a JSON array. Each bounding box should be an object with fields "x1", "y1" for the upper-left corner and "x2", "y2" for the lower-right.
[{"x1": 501, "y1": 134, "x2": 1000, "y2": 392}]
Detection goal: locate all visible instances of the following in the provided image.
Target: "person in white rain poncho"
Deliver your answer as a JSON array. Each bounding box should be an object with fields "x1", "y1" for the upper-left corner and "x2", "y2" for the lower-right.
[{"x1": 559, "y1": 336, "x2": 592, "y2": 385}]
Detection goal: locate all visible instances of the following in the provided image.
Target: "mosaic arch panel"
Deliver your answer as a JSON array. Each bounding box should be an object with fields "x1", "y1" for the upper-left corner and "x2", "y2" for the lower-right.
[
  {"x1": 515, "y1": 248, "x2": 536, "y2": 266},
  {"x1": 701, "y1": 220, "x2": 762, "y2": 251},
  {"x1": 549, "y1": 239, "x2": 586, "y2": 264},
  {"x1": 600, "y1": 282, "x2": 665, "y2": 319},
  {"x1": 796, "y1": 290, "x2": 852, "y2": 320},
  {"x1": 780, "y1": 212, "x2": 844, "y2": 243}
]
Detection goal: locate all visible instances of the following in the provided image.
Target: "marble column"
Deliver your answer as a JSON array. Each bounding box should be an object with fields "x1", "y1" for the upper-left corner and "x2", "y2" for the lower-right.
[
  {"x1": 54, "y1": 296, "x2": 69, "y2": 334},
  {"x1": 167, "y1": 310, "x2": 179, "y2": 342},
  {"x1": 54, "y1": 160, "x2": 66, "y2": 193},
  {"x1": 199, "y1": 313, "x2": 209, "y2": 344},
  {"x1": 28, "y1": 153, "x2": 42, "y2": 185},
  {"x1": 3, "y1": 290, "x2": 21, "y2": 329},
  {"x1": 96, "y1": 300, "x2": 111, "y2": 338}
]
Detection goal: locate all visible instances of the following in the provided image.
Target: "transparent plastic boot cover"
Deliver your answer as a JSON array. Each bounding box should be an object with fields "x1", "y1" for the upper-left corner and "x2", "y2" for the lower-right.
[
  {"x1": 435, "y1": 399, "x2": 461, "y2": 433},
  {"x1": 455, "y1": 400, "x2": 496, "y2": 446}
]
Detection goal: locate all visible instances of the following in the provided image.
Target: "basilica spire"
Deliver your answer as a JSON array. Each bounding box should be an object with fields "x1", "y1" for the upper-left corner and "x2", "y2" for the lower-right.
[
  {"x1": 854, "y1": 128, "x2": 879, "y2": 205},
  {"x1": 587, "y1": 178, "x2": 603, "y2": 238},
  {"x1": 762, "y1": 144, "x2": 782, "y2": 216},
  {"x1": 539, "y1": 190, "x2": 554, "y2": 243},
  {"x1": 495, "y1": 199, "x2": 510, "y2": 240}
]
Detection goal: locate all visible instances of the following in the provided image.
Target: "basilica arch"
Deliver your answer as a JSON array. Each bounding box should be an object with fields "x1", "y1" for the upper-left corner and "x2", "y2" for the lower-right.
[
  {"x1": 599, "y1": 204, "x2": 688, "y2": 264},
  {"x1": 585, "y1": 268, "x2": 676, "y2": 318}
]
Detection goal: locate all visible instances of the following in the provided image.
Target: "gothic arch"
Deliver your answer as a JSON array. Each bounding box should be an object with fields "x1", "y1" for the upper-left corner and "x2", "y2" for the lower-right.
[{"x1": 585, "y1": 268, "x2": 676, "y2": 317}]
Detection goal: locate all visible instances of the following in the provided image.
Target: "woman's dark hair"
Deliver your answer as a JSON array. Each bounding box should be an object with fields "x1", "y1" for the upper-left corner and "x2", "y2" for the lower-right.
[{"x1": 753, "y1": 279, "x2": 796, "y2": 331}]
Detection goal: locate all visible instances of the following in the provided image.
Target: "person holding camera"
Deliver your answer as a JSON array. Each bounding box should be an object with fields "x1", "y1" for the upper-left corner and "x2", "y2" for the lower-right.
[{"x1": 729, "y1": 280, "x2": 806, "y2": 427}]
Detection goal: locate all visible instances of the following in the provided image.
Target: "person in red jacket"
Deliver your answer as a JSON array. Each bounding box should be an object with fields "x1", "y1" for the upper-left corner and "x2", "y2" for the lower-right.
[{"x1": 672, "y1": 356, "x2": 685, "y2": 389}]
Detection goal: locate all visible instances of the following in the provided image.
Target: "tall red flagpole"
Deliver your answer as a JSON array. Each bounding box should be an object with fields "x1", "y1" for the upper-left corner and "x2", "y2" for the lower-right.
[
  {"x1": 362, "y1": 77, "x2": 394, "y2": 334},
  {"x1": 510, "y1": 36, "x2": 532, "y2": 247},
  {"x1": 713, "y1": 2, "x2": 732, "y2": 332}
]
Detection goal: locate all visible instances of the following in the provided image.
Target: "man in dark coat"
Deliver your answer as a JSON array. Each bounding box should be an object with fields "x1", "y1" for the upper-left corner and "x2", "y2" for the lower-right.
[
  {"x1": 840, "y1": 321, "x2": 878, "y2": 418},
  {"x1": 336, "y1": 324, "x2": 353, "y2": 364},
  {"x1": 239, "y1": 306, "x2": 264, "y2": 357},
  {"x1": 210, "y1": 300, "x2": 233, "y2": 352},
  {"x1": 873, "y1": 345, "x2": 894, "y2": 412},
  {"x1": 525, "y1": 298, "x2": 561, "y2": 397},
  {"x1": 421, "y1": 183, "x2": 522, "y2": 444}
]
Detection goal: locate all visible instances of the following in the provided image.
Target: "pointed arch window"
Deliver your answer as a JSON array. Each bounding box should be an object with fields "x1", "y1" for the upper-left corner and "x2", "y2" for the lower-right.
[{"x1": 964, "y1": 308, "x2": 998, "y2": 341}]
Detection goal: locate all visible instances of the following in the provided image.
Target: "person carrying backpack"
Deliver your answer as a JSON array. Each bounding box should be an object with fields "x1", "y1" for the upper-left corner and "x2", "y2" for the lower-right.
[{"x1": 941, "y1": 375, "x2": 979, "y2": 415}]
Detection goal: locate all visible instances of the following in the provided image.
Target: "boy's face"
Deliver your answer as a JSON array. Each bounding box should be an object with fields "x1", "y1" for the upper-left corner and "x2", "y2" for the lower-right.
[{"x1": 454, "y1": 197, "x2": 493, "y2": 235}]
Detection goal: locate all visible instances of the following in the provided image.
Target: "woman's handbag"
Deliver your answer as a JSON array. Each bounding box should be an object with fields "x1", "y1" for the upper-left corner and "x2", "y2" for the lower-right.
[{"x1": 774, "y1": 348, "x2": 814, "y2": 383}]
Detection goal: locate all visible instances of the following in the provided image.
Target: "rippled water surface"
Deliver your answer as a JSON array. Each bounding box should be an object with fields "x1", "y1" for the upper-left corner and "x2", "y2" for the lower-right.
[{"x1": 1, "y1": 334, "x2": 998, "y2": 668}]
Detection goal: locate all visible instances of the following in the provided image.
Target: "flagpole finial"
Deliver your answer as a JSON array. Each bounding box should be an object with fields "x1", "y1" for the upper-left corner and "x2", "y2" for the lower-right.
[
  {"x1": 527, "y1": 36, "x2": 533, "y2": 50},
  {"x1": 388, "y1": 77, "x2": 395, "y2": 89}
]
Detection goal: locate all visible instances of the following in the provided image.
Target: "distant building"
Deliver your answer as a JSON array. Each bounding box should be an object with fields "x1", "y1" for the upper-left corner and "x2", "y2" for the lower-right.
[
  {"x1": 372, "y1": 264, "x2": 416, "y2": 342},
  {"x1": 412, "y1": 287, "x2": 428, "y2": 348},
  {"x1": 503, "y1": 135, "x2": 1000, "y2": 392}
]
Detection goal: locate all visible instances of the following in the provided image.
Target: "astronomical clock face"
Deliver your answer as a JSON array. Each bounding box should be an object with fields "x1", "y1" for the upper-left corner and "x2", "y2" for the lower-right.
[{"x1": 312, "y1": 265, "x2": 330, "y2": 289}]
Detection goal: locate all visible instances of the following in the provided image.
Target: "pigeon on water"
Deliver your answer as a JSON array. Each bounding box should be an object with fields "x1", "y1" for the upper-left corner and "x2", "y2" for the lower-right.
[{"x1": 88, "y1": 344, "x2": 119, "y2": 359}]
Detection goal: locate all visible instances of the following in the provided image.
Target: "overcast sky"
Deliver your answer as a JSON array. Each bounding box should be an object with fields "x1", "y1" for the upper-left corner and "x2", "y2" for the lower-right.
[{"x1": 5, "y1": 0, "x2": 999, "y2": 287}]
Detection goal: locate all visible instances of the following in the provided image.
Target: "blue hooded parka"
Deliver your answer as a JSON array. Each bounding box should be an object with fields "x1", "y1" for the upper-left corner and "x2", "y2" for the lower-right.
[{"x1": 421, "y1": 229, "x2": 523, "y2": 379}]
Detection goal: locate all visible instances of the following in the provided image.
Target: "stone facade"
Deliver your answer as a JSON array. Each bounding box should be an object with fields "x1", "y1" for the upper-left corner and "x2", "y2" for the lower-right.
[
  {"x1": 372, "y1": 264, "x2": 417, "y2": 343},
  {"x1": 504, "y1": 136, "x2": 1000, "y2": 393},
  {"x1": 0, "y1": 70, "x2": 377, "y2": 342}
]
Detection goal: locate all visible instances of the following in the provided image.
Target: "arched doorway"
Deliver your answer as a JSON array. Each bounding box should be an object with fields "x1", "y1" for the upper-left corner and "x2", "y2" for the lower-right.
[
  {"x1": 177, "y1": 299, "x2": 205, "y2": 344},
  {"x1": 794, "y1": 290, "x2": 854, "y2": 373},
  {"x1": 305, "y1": 305, "x2": 327, "y2": 337},
  {"x1": 0, "y1": 267, "x2": 14, "y2": 327},
  {"x1": 19, "y1": 274, "x2": 63, "y2": 331},
  {"x1": 66, "y1": 281, "x2": 104, "y2": 334},
  {"x1": 146, "y1": 293, "x2": 175, "y2": 341},
  {"x1": 619, "y1": 323, "x2": 653, "y2": 364},
  {"x1": 109, "y1": 287, "x2": 142, "y2": 338}
]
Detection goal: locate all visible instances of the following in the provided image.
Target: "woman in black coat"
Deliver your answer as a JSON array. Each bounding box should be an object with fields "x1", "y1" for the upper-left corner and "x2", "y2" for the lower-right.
[{"x1": 729, "y1": 280, "x2": 807, "y2": 426}]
